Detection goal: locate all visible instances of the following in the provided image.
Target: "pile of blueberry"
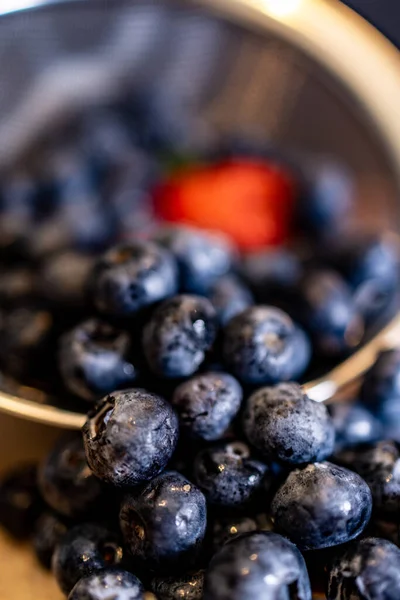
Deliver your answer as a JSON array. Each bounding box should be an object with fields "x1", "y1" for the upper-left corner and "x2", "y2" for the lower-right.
[{"x1": 1, "y1": 99, "x2": 400, "y2": 599}]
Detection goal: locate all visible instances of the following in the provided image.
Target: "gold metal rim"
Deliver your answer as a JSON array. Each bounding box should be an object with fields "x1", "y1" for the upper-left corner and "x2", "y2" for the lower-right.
[{"x1": 2, "y1": 0, "x2": 400, "y2": 427}]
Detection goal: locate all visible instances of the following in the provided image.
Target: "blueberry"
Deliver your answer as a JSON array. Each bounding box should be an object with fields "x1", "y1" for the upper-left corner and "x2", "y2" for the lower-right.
[
  {"x1": 143, "y1": 295, "x2": 217, "y2": 378},
  {"x1": 68, "y1": 568, "x2": 145, "y2": 600},
  {"x1": 120, "y1": 471, "x2": 207, "y2": 570},
  {"x1": 221, "y1": 306, "x2": 307, "y2": 384},
  {"x1": 52, "y1": 523, "x2": 125, "y2": 594},
  {"x1": 59, "y1": 318, "x2": 138, "y2": 402},
  {"x1": 243, "y1": 383, "x2": 335, "y2": 465},
  {"x1": 171, "y1": 372, "x2": 242, "y2": 441},
  {"x1": 151, "y1": 570, "x2": 204, "y2": 600},
  {"x1": 82, "y1": 389, "x2": 179, "y2": 487},
  {"x1": 327, "y1": 537, "x2": 400, "y2": 600},
  {"x1": 210, "y1": 515, "x2": 258, "y2": 554},
  {"x1": 153, "y1": 226, "x2": 236, "y2": 295},
  {"x1": 0, "y1": 463, "x2": 42, "y2": 539},
  {"x1": 203, "y1": 531, "x2": 312, "y2": 600},
  {"x1": 39, "y1": 251, "x2": 93, "y2": 310},
  {"x1": 334, "y1": 441, "x2": 400, "y2": 521},
  {"x1": 209, "y1": 275, "x2": 253, "y2": 326},
  {"x1": 297, "y1": 269, "x2": 364, "y2": 355},
  {"x1": 193, "y1": 441, "x2": 268, "y2": 508},
  {"x1": 38, "y1": 434, "x2": 104, "y2": 518},
  {"x1": 33, "y1": 512, "x2": 68, "y2": 569},
  {"x1": 280, "y1": 325, "x2": 311, "y2": 381},
  {"x1": 329, "y1": 402, "x2": 383, "y2": 451},
  {"x1": 271, "y1": 462, "x2": 372, "y2": 550},
  {"x1": 90, "y1": 241, "x2": 178, "y2": 317}
]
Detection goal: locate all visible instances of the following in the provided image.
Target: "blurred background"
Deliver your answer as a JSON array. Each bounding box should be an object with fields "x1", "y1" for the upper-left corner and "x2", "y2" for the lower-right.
[{"x1": 343, "y1": 0, "x2": 400, "y2": 47}]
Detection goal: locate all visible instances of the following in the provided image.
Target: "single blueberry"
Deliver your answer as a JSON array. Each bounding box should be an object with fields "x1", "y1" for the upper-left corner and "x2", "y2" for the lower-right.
[
  {"x1": 171, "y1": 372, "x2": 242, "y2": 441},
  {"x1": 68, "y1": 568, "x2": 145, "y2": 600},
  {"x1": 329, "y1": 402, "x2": 383, "y2": 451},
  {"x1": 280, "y1": 325, "x2": 311, "y2": 382},
  {"x1": 243, "y1": 383, "x2": 335, "y2": 465},
  {"x1": 38, "y1": 434, "x2": 104, "y2": 518},
  {"x1": 52, "y1": 523, "x2": 125, "y2": 594},
  {"x1": 153, "y1": 226, "x2": 236, "y2": 295},
  {"x1": 120, "y1": 471, "x2": 207, "y2": 570},
  {"x1": 82, "y1": 389, "x2": 179, "y2": 487},
  {"x1": 203, "y1": 531, "x2": 312, "y2": 600},
  {"x1": 210, "y1": 515, "x2": 258, "y2": 554},
  {"x1": 59, "y1": 318, "x2": 138, "y2": 402},
  {"x1": 209, "y1": 275, "x2": 253, "y2": 326},
  {"x1": 193, "y1": 441, "x2": 268, "y2": 508},
  {"x1": 0, "y1": 463, "x2": 42, "y2": 539},
  {"x1": 151, "y1": 570, "x2": 204, "y2": 600},
  {"x1": 39, "y1": 250, "x2": 93, "y2": 310},
  {"x1": 334, "y1": 440, "x2": 400, "y2": 521},
  {"x1": 221, "y1": 306, "x2": 307, "y2": 384},
  {"x1": 143, "y1": 295, "x2": 217, "y2": 378},
  {"x1": 271, "y1": 462, "x2": 372, "y2": 550},
  {"x1": 297, "y1": 269, "x2": 364, "y2": 355},
  {"x1": 90, "y1": 241, "x2": 178, "y2": 317},
  {"x1": 33, "y1": 512, "x2": 68, "y2": 569},
  {"x1": 327, "y1": 537, "x2": 400, "y2": 600}
]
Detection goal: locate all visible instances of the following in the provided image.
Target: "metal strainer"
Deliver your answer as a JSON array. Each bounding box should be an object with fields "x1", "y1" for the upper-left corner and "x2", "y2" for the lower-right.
[{"x1": 1, "y1": 0, "x2": 400, "y2": 428}]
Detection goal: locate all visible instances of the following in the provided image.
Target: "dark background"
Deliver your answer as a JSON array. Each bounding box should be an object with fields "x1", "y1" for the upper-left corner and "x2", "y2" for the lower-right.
[{"x1": 342, "y1": 0, "x2": 400, "y2": 47}]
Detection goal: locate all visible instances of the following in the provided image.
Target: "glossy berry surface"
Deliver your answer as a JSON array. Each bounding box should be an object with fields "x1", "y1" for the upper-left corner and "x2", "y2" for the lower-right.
[
  {"x1": 83, "y1": 389, "x2": 179, "y2": 487},
  {"x1": 193, "y1": 441, "x2": 268, "y2": 508},
  {"x1": 203, "y1": 531, "x2": 312, "y2": 600},
  {"x1": 243, "y1": 382, "x2": 335, "y2": 464},
  {"x1": 90, "y1": 241, "x2": 178, "y2": 317},
  {"x1": 209, "y1": 275, "x2": 253, "y2": 326},
  {"x1": 271, "y1": 462, "x2": 372, "y2": 550},
  {"x1": 171, "y1": 372, "x2": 242, "y2": 441},
  {"x1": 143, "y1": 295, "x2": 217, "y2": 378},
  {"x1": 221, "y1": 306, "x2": 307, "y2": 384},
  {"x1": 154, "y1": 226, "x2": 235, "y2": 295},
  {"x1": 52, "y1": 523, "x2": 124, "y2": 594},
  {"x1": 120, "y1": 471, "x2": 207, "y2": 570},
  {"x1": 38, "y1": 434, "x2": 104, "y2": 518},
  {"x1": 68, "y1": 568, "x2": 145, "y2": 600},
  {"x1": 0, "y1": 463, "x2": 42, "y2": 539},
  {"x1": 327, "y1": 537, "x2": 400, "y2": 600},
  {"x1": 59, "y1": 318, "x2": 138, "y2": 402},
  {"x1": 151, "y1": 570, "x2": 204, "y2": 600},
  {"x1": 329, "y1": 402, "x2": 383, "y2": 451}
]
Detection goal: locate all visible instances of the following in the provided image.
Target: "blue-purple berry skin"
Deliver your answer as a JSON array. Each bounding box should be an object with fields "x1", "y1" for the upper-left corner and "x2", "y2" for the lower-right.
[
  {"x1": 243, "y1": 383, "x2": 335, "y2": 465},
  {"x1": 33, "y1": 512, "x2": 68, "y2": 569},
  {"x1": 90, "y1": 241, "x2": 178, "y2": 317},
  {"x1": 209, "y1": 275, "x2": 253, "y2": 326},
  {"x1": 120, "y1": 471, "x2": 207, "y2": 570},
  {"x1": 82, "y1": 389, "x2": 179, "y2": 488},
  {"x1": 68, "y1": 569, "x2": 145, "y2": 600},
  {"x1": 203, "y1": 531, "x2": 312, "y2": 600},
  {"x1": 329, "y1": 402, "x2": 383, "y2": 451},
  {"x1": 143, "y1": 295, "x2": 217, "y2": 378},
  {"x1": 271, "y1": 462, "x2": 372, "y2": 550},
  {"x1": 171, "y1": 372, "x2": 242, "y2": 441},
  {"x1": 327, "y1": 537, "x2": 400, "y2": 600}
]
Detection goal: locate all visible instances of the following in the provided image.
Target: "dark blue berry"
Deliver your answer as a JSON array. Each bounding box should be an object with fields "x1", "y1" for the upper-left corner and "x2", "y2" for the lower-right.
[
  {"x1": 143, "y1": 295, "x2": 217, "y2": 378},
  {"x1": 221, "y1": 306, "x2": 307, "y2": 384},
  {"x1": 334, "y1": 440, "x2": 400, "y2": 521},
  {"x1": 171, "y1": 372, "x2": 242, "y2": 441},
  {"x1": 68, "y1": 568, "x2": 145, "y2": 600},
  {"x1": 120, "y1": 471, "x2": 207, "y2": 570},
  {"x1": 329, "y1": 402, "x2": 383, "y2": 451},
  {"x1": 0, "y1": 463, "x2": 42, "y2": 539},
  {"x1": 203, "y1": 531, "x2": 312, "y2": 600},
  {"x1": 280, "y1": 325, "x2": 311, "y2": 381},
  {"x1": 38, "y1": 434, "x2": 104, "y2": 518},
  {"x1": 33, "y1": 512, "x2": 68, "y2": 569},
  {"x1": 59, "y1": 318, "x2": 138, "y2": 402},
  {"x1": 153, "y1": 226, "x2": 235, "y2": 295},
  {"x1": 243, "y1": 383, "x2": 335, "y2": 464},
  {"x1": 327, "y1": 537, "x2": 400, "y2": 600},
  {"x1": 90, "y1": 241, "x2": 178, "y2": 317},
  {"x1": 209, "y1": 275, "x2": 253, "y2": 326},
  {"x1": 297, "y1": 269, "x2": 363, "y2": 355},
  {"x1": 151, "y1": 570, "x2": 204, "y2": 600},
  {"x1": 52, "y1": 523, "x2": 124, "y2": 594},
  {"x1": 82, "y1": 389, "x2": 179, "y2": 487},
  {"x1": 210, "y1": 515, "x2": 258, "y2": 554},
  {"x1": 271, "y1": 462, "x2": 372, "y2": 550},
  {"x1": 193, "y1": 441, "x2": 268, "y2": 508}
]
